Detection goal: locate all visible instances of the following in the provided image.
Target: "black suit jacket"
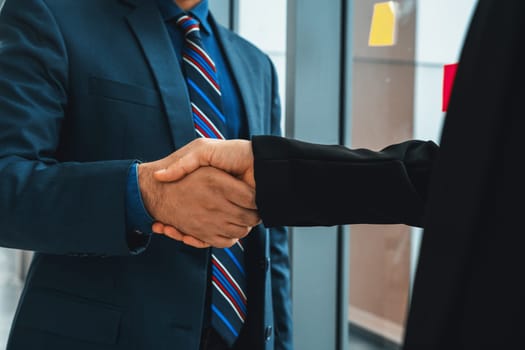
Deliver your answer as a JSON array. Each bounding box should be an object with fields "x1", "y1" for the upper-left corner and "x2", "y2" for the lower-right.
[
  {"x1": 252, "y1": 0, "x2": 525, "y2": 348},
  {"x1": 252, "y1": 136, "x2": 438, "y2": 228}
]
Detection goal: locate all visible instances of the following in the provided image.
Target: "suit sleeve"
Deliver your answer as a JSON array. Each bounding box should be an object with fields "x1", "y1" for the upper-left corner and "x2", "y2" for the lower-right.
[
  {"x1": 265, "y1": 58, "x2": 293, "y2": 350},
  {"x1": 0, "y1": 0, "x2": 141, "y2": 256},
  {"x1": 253, "y1": 135, "x2": 439, "y2": 228}
]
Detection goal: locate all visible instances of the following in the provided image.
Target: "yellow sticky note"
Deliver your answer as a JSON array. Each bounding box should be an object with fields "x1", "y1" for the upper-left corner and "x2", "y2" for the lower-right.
[{"x1": 368, "y1": 1, "x2": 398, "y2": 47}]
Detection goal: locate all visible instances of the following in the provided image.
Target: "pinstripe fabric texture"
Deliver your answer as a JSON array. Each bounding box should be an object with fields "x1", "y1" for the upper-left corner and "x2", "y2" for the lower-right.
[{"x1": 175, "y1": 14, "x2": 247, "y2": 348}]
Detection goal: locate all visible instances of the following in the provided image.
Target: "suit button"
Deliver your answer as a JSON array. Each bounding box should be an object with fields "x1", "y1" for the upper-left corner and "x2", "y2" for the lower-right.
[
  {"x1": 264, "y1": 325, "x2": 273, "y2": 342},
  {"x1": 260, "y1": 257, "x2": 270, "y2": 271}
]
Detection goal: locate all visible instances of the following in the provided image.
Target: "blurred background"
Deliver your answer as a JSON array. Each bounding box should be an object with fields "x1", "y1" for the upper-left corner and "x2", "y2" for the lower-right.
[{"x1": 0, "y1": 0, "x2": 478, "y2": 349}]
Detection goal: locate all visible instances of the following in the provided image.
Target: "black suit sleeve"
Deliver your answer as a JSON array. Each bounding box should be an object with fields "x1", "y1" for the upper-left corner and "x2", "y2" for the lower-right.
[{"x1": 252, "y1": 135, "x2": 438, "y2": 228}]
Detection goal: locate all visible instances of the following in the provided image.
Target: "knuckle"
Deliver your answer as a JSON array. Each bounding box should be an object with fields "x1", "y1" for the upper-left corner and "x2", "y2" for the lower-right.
[
  {"x1": 216, "y1": 238, "x2": 237, "y2": 249},
  {"x1": 226, "y1": 239, "x2": 238, "y2": 248},
  {"x1": 231, "y1": 226, "x2": 249, "y2": 238},
  {"x1": 214, "y1": 241, "x2": 228, "y2": 249},
  {"x1": 164, "y1": 231, "x2": 179, "y2": 240},
  {"x1": 240, "y1": 191, "x2": 256, "y2": 207},
  {"x1": 241, "y1": 226, "x2": 252, "y2": 237},
  {"x1": 248, "y1": 214, "x2": 260, "y2": 226},
  {"x1": 237, "y1": 210, "x2": 259, "y2": 226},
  {"x1": 194, "y1": 138, "x2": 206, "y2": 146}
]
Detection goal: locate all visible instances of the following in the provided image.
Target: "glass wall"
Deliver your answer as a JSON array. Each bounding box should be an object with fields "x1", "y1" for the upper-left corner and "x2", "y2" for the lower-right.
[
  {"x1": 346, "y1": 1, "x2": 477, "y2": 348},
  {"x1": 0, "y1": 249, "x2": 22, "y2": 349},
  {"x1": 238, "y1": 0, "x2": 288, "y2": 131}
]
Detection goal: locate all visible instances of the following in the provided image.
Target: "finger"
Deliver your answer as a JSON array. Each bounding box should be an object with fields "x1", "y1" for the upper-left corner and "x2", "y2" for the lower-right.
[
  {"x1": 210, "y1": 237, "x2": 239, "y2": 249},
  {"x1": 154, "y1": 139, "x2": 216, "y2": 183},
  {"x1": 154, "y1": 155, "x2": 201, "y2": 183},
  {"x1": 239, "y1": 210, "x2": 260, "y2": 228},
  {"x1": 162, "y1": 225, "x2": 187, "y2": 242},
  {"x1": 215, "y1": 197, "x2": 261, "y2": 229},
  {"x1": 240, "y1": 167, "x2": 256, "y2": 189},
  {"x1": 223, "y1": 223, "x2": 252, "y2": 239},
  {"x1": 182, "y1": 235, "x2": 211, "y2": 249},
  {"x1": 152, "y1": 221, "x2": 166, "y2": 234},
  {"x1": 231, "y1": 207, "x2": 261, "y2": 228},
  {"x1": 159, "y1": 224, "x2": 211, "y2": 248},
  {"x1": 214, "y1": 171, "x2": 258, "y2": 210},
  {"x1": 227, "y1": 180, "x2": 258, "y2": 210}
]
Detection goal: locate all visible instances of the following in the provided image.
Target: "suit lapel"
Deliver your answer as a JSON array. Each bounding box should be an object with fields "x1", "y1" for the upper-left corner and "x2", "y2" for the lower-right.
[
  {"x1": 125, "y1": 0, "x2": 197, "y2": 149},
  {"x1": 213, "y1": 23, "x2": 264, "y2": 136}
]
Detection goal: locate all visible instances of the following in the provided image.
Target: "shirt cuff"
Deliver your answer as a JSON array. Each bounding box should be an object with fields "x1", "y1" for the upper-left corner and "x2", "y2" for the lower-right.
[{"x1": 125, "y1": 162, "x2": 154, "y2": 254}]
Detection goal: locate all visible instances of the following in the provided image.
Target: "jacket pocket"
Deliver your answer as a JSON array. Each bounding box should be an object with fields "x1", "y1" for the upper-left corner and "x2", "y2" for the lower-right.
[
  {"x1": 16, "y1": 288, "x2": 122, "y2": 345},
  {"x1": 88, "y1": 76, "x2": 162, "y2": 108}
]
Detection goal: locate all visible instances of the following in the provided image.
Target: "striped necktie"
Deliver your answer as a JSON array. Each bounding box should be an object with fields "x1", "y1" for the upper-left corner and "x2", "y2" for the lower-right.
[{"x1": 175, "y1": 14, "x2": 247, "y2": 347}]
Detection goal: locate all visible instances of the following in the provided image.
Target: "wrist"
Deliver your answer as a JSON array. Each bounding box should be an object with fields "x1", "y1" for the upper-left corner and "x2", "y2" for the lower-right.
[{"x1": 138, "y1": 162, "x2": 162, "y2": 219}]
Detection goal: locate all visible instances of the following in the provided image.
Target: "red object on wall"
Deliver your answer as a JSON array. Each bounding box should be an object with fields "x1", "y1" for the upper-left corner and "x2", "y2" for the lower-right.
[{"x1": 442, "y1": 63, "x2": 459, "y2": 112}]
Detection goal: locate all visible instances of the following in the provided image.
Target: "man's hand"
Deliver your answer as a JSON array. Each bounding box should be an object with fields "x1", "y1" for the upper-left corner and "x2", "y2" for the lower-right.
[
  {"x1": 139, "y1": 153, "x2": 260, "y2": 248},
  {"x1": 153, "y1": 138, "x2": 255, "y2": 187},
  {"x1": 146, "y1": 138, "x2": 257, "y2": 248},
  {"x1": 151, "y1": 221, "x2": 211, "y2": 248}
]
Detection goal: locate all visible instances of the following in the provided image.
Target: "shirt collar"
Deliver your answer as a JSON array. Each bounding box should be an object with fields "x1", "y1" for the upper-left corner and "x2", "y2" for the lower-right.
[{"x1": 156, "y1": 0, "x2": 211, "y2": 34}]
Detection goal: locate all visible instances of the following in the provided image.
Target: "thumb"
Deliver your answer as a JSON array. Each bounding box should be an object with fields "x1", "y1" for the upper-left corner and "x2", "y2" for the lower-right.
[{"x1": 154, "y1": 153, "x2": 205, "y2": 182}]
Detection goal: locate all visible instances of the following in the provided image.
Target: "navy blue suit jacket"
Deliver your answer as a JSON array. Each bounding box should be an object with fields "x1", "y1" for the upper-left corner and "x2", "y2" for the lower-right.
[{"x1": 0, "y1": 0, "x2": 292, "y2": 349}]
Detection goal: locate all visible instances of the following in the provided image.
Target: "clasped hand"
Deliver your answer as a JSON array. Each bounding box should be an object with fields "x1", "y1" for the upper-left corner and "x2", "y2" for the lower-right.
[{"x1": 139, "y1": 138, "x2": 256, "y2": 248}]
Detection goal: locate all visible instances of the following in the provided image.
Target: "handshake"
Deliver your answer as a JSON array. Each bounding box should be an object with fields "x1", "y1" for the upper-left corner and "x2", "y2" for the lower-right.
[{"x1": 138, "y1": 138, "x2": 258, "y2": 249}]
